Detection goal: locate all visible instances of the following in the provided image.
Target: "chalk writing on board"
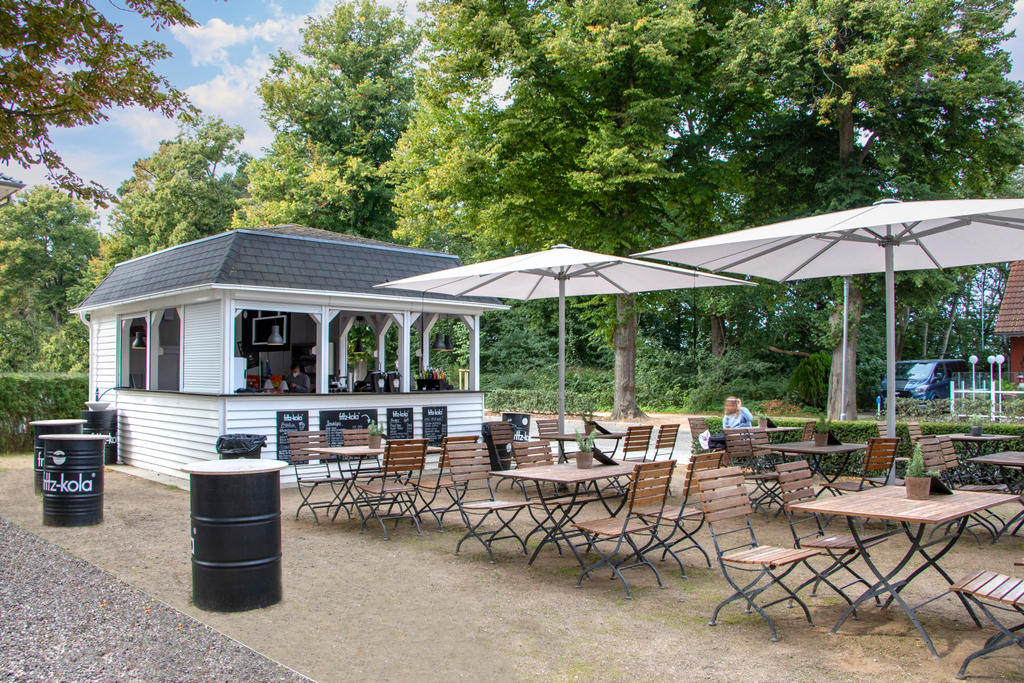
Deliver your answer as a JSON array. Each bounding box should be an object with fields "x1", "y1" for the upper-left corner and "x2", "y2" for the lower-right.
[
  {"x1": 386, "y1": 407, "x2": 413, "y2": 440},
  {"x1": 319, "y1": 408, "x2": 379, "y2": 447},
  {"x1": 276, "y1": 410, "x2": 308, "y2": 460},
  {"x1": 422, "y1": 405, "x2": 447, "y2": 447}
]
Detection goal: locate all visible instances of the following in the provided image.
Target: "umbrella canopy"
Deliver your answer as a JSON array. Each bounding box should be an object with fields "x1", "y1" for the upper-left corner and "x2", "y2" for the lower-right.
[
  {"x1": 378, "y1": 245, "x2": 752, "y2": 430},
  {"x1": 636, "y1": 198, "x2": 1024, "y2": 437}
]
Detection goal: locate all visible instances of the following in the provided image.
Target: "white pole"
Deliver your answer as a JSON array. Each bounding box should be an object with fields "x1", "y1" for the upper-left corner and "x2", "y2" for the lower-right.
[
  {"x1": 885, "y1": 239, "x2": 896, "y2": 439},
  {"x1": 840, "y1": 275, "x2": 849, "y2": 420},
  {"x1": 557, "y1": 277, "x2": 566, "y2": 434}
]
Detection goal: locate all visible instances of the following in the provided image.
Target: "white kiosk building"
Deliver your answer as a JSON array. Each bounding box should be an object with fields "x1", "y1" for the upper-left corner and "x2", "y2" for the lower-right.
[{"x1": 72, "y1": 225, "x2": 503, "y2": 480}]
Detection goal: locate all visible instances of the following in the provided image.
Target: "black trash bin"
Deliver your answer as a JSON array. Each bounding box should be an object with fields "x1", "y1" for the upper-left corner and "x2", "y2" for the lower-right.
[
  {"x1": 41, "y1": 434, "x2": 107, "y2": 527},
  {"x1": 481, "y1": 422, "x2": 512, "y2": 471},
  {"x1": 81, "y1": 409, "x2": 118, "y2": 464},
  {"x1": 30, "y1": 419, "x2": 86, "y2": 495},
  {"x1": 182, "y1": 459, "x2": 287, "y2": 612},
  {"x1": 215, "y1": 434, "x2": 267, "y2": 460},
  {"x1": 501, "y1": 413, "x2": 531, "y2": 442}
]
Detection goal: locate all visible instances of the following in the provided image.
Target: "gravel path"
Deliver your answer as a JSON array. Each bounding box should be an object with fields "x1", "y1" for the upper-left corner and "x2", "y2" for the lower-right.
[{"x1": 0, "y1": 517, "x2": 308, "y2": 682}]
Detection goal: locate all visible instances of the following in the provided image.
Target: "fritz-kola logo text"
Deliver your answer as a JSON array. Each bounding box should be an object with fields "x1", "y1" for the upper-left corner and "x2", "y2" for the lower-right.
[{"x1": 43, "y1": 471, "x2": 95, "y2": 493}]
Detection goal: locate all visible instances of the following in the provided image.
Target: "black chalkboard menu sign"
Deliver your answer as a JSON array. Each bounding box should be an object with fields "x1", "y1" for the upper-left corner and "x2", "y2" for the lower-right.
[
  {"x1": 386, "y1": 407, "x2": 414, "y2": 440},
  {"x1": 319, "y1": 408, "x2": 379, "y2": 447},
  {"x1": 422, "y1": 405, "x2": 447, "y2": 446},
  {"x1": 276, "y1": 410, "x2": 309, "y2": 460}
]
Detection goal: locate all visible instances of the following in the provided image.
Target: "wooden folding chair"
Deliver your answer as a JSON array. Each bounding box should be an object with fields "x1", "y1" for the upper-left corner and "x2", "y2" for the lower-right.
[
  {"x1": 688, "y1": 417, "x2": 709, "y2": 452},
  {"x1": 353, "y1": 439, "x2": 427, "y2": 539},
  {"x1": 288, "y1": 430, "x2": 345, "y2": 525},
  {"x1": 776, "y1": 459, "x2": 888, "y2": 613},
  {"x1": 511, "y1": 439, "x2": 556, "y2": 501},
  {"x1": 698, "y1": 466, "x2": 820, "y2": 641},
  {"x1": 906, "y1": 421, "x2": 924, "y2": 442},
  {"x1": 573, "y1": 460, "x2": 676, "y2": 599},
  {"x1": 823, "y1": 437, "x2": 899, "y2": 495},
  {"x1": 620, "y1": 425, "x2": 653, "y2": 462},
  {"x1": 327, "y1": 428, "x2": 383, "y2": 522},
  {"x1": 800, "y1": 421, "x2": 815, "y2": 441},
  {"x1": 724, "y1": 428, "x2": 783, "y2": 516},
  {"x1": 448, "y1": 442, "x2": 531, "y2": 563},
  {"x1": 418, "y1": 435, "x2": 479, "y2": 531},
  {"x1": 920, "y1": 436, "x2": 1007, "y2": 543},
  {"x1": 951, "y1": 562, "x2": 1024, "y2": 679},
  {"x1": 651, "y1": 424, "x2": 679, "y2": 460},
  {"x1": 535, "y1": 419, "x2": 560, "y2": 440},
  {"x1": 640, "y1": 450, "x2": 722, "y2": 576}
]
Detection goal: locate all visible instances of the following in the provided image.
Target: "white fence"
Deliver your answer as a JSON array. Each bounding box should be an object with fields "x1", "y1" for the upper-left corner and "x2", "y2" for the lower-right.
[{"x1": 951, "y1": 372, "x2": 1023, "y2": 421}]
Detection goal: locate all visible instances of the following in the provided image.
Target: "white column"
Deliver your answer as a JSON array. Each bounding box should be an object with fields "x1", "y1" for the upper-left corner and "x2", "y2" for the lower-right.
[
  {"x1": 397, "y1": 312, "x2": 411, "y2": 392},
  {"x1": 222, "y1": 297, "x2": 234, "y2": 394},
  {"x1": 337, "y1": 315, "x2": 354, "y2": 389},
  {"x1": 419, "y1": 313, "x2": 439, "y2": 371},
  {"x1": 148, "y1": 310, "x2": 160, "y2": 390},
  {"x1": 371, "y1": 315, "x2": 393, "y2": 372},
  {"x1": 317, "y1": 307, "x2": 334, "y2": 394},
  {"x1": 461, "y1": 314, "x2": 480, "y2": 392}
]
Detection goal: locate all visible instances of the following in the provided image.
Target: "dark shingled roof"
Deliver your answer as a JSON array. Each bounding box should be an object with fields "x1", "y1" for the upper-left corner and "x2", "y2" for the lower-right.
[
  {"x1": 76, "y1": 226, "x2": 498, "y2": 309},
  {"x1": 995, "y1": 260, "x2": 1024, "y2": 336},
  {"x1": 0, "y1": 172, "x2": 24, "y2": 188}
]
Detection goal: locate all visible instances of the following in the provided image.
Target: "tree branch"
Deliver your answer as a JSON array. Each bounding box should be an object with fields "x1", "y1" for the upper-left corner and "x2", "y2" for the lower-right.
[{"x1": 766, "y1": 345, "x2": 811, "y2": 358}]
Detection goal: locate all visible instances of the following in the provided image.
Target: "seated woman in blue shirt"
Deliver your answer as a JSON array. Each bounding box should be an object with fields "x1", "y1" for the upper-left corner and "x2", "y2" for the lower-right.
[{"x1": 707, "y1": 397, "x2": 752, "y2": 449}]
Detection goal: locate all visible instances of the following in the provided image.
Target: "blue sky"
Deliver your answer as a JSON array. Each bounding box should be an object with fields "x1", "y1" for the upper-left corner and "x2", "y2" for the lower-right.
[{"x1": 4, "y1": 0, "x2": 1024, "y2": 218}]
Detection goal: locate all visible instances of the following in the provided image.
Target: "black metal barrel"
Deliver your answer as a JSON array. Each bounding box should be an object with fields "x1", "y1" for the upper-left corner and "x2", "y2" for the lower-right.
[
  {"x1": 41, "y1": 434, "x2": 107, "y2": 527},
  {"x1": 81, "y1": 409, "x2": 118, "y2": 465},
  {"x1": 30, "y1": 419, "x2": 86, "y2": 495},
  {"x1": 183, "y1": 459, "x2": 287, "y2": 612}
]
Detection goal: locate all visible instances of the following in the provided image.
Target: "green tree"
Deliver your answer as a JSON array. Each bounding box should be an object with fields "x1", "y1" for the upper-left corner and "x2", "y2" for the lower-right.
[
  {"x1": 393, "y1": 0, "x2": 725, "y2": 418},
  {"x1": 0, "y1": 185, "x2": 98, "y2": 370},
  {"x1": 235, "y1": 0, "x2": 419, "y2": 240},
  {"x1": 101, "y1": 117, "x2": 249, "y2": 269},
  {"x1": 722, "y1": 0, "x2": 1024, "y2": 417},
  {"x1": 0, "y1": 0, "x2": 197, "y2": 204}
]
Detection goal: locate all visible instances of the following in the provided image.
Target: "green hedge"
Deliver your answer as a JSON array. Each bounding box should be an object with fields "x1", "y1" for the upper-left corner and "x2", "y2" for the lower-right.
[
  {"x1": 484, "y1": 388, "x2": 611, "y2": 416},
  {"x1": 0, "y1": 373, "x2": 88, "y2": 453},
  {"x1": 693, "y1": 416, "x2": 1024, "y2": 478}
]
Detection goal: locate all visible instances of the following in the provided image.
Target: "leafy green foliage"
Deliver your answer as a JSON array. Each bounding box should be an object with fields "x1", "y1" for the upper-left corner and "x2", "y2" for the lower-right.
[
  {"x1": 906, "y1": 444, "x2": 927, "y2": 478},
  {"x1": 0, "y1": 0, "x2": 197, "y2": 204},
  {"x1": 0, "y1": 373, "x2": 88, "y2": 452},
  {"x1": 0, "y1": 186, "x2": 98, "y2": 371},
  {"x1": 788, "y1": 352, "x2": 832, "y2": 410},
  {"x1": 235, "y1": 0, "x2": 419, "y2": 240},
  {"x1": 101, "y1": 117, "x2": 249, "y2": 267}
]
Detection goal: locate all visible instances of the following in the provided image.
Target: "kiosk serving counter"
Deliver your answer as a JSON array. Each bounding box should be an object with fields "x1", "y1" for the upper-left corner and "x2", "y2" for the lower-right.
[{"x1": 72, "y1": 226, "x2": 503, "y2": 482}]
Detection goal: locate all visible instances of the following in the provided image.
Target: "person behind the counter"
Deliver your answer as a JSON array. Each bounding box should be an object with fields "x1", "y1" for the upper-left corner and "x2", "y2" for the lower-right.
[{"x1": 287, "y1": 361, "x2": 311, "y2": 393}]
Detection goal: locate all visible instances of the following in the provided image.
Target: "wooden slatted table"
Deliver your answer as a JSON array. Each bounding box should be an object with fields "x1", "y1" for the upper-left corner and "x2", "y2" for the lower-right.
[
  {"x1": 546, "y1": 432, "x2": 627, "y2": 462},
  {"x1": 949, "y1": 433, "x2": 1020, "y2": 460},
  {"x1": 789, "y1": 486, "x2": 1020, "y2": 657},
  {"x1": 764, "y1": 440, "x2": 867, "y2": 488},
  {"x1": 493, "y1": 462, "x2": 636, "y2": 566},
  {"x1": 970, "y1": 451, "x2": 1024, "y2": 536}
]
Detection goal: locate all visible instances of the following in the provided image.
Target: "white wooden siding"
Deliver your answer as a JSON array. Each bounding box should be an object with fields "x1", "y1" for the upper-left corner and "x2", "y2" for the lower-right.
[
  {"x1": 116, "y1": 391, "x2": 222, "y2": 479},
  {"x1": 91, "y1": 313, "x2": 118, "y2": 398},
  {"x1": 224, "y1": 392, "x2": 485, "y2": 485},
  {"x1": 182, "y1": 301, "x2": 222, "y2": 394}
]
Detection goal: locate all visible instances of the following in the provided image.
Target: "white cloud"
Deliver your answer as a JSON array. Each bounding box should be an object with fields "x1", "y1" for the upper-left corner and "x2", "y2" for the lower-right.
[
  {"x1": 170, "y1": 15, "x2": 305, "y2": 66},
  {"x1": 109, "y1": 107, "x2": 181, "y2": 149}
]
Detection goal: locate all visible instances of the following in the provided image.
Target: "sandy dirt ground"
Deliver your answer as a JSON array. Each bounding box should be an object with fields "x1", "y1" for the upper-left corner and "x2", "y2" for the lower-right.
[{"x1": 3, "y1": 453, "x2": 1024, "y2": 682}]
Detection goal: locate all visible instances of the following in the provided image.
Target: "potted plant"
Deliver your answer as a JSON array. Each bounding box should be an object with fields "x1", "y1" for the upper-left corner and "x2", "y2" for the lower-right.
[
  {"x1": 813, "y1": 417, "x2": 831, "y2": 446},
  {"x1": 579, "y1": 408, "x2": 598, "y2": 435},
  {"x1": 574, "y1": 430, "x2": 597, "y2": 469},
  {"x1": 367, "y1": 421, "x2": 384, "y2": 449},
  {"x1": 904, "y1": 444, "x2": 935, "y2": 500}
]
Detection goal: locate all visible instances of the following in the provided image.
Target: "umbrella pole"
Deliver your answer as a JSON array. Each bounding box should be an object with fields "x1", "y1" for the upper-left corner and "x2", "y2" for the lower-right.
[
  {"x1": 884, "y1": 237, "x2": 899, "y2": 485},
  {"x1": 841, "y1": 276, "x2": 849, "y2": 421},
  {"x1": 558, "y1": 278, "x2": 566, "y2": 434}
]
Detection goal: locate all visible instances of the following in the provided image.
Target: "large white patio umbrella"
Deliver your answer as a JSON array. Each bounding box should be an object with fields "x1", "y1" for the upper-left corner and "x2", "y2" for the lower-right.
[
  {"x1": 378, "y1": 245, "x2": 752, "y2": 431},
  {"x1": 637, "y1": 198, "x2": 1024, "y2": 437}
]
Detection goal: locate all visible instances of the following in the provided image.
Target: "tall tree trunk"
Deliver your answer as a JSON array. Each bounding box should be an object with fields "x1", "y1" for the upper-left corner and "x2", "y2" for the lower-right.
[
  {"x1": 611, "y1": 293, "x2": 645, "y2": 420},
  {"x1": 895, "y1": 304, "x2": 910, "y2": 360},
  {"x1": 826, "y1": 281, "x2": 863, "y2": 420},
  {"x1": 710, "y1": 314, "x2": 727, "y2": 358},
  {"x1": 939, "y1": 295, "x2": 960, "y2": 358}
]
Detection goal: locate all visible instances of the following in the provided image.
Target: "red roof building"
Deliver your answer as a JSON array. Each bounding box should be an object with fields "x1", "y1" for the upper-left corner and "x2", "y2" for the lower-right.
[{"x1": 995, "y1": 260, "x2": 1024, "y2": 383}]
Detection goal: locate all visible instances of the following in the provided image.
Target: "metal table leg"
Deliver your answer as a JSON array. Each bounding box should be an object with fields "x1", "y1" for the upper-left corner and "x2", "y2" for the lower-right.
[{"x1": 830, "y1": 516, "x2": 974, "y2": 658}]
